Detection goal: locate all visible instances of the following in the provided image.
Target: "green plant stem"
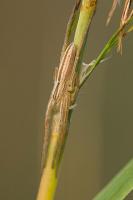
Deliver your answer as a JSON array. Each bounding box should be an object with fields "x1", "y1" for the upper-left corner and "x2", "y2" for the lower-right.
[
  {"x1": 74, "y1": 0, "x2": 97, "y2": 72},
  {"x1": 36, "y1": 132, "x2": 58, "y2": 200},
  {"x1": 74, "y1": 0, "x2": 96, "y2": 48},
  {"x1": 36, "y1": 1, "x2": 97, "y2": 200}
]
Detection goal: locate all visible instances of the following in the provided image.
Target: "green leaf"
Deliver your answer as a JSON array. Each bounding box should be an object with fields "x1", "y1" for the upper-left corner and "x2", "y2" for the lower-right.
[{"x1": 93, "y1": 159, "x2": 133, "y2": 200}]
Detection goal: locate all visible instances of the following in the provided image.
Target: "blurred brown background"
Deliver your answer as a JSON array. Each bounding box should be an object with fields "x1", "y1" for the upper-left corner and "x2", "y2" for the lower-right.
[{"x1": 0, "y1": 0, "x2": 133, "y2": 200}]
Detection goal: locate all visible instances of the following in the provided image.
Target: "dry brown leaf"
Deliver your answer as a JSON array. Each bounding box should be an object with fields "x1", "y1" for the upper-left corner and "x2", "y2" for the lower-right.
[
  {"x1": 118, "y1": 0, "x2": 132, "y2": 53},
  {"x1": 107, "y1": 0, "x2": 133, "y2": 54},
  {"x1": 106, "y1": 0, "x2": 120, "y2": 25}
]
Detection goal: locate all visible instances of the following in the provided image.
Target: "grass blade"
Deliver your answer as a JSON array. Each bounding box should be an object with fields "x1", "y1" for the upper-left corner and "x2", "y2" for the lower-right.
[{"x1": 93, "y1": 159, "x2": 133, "y2": 200}]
